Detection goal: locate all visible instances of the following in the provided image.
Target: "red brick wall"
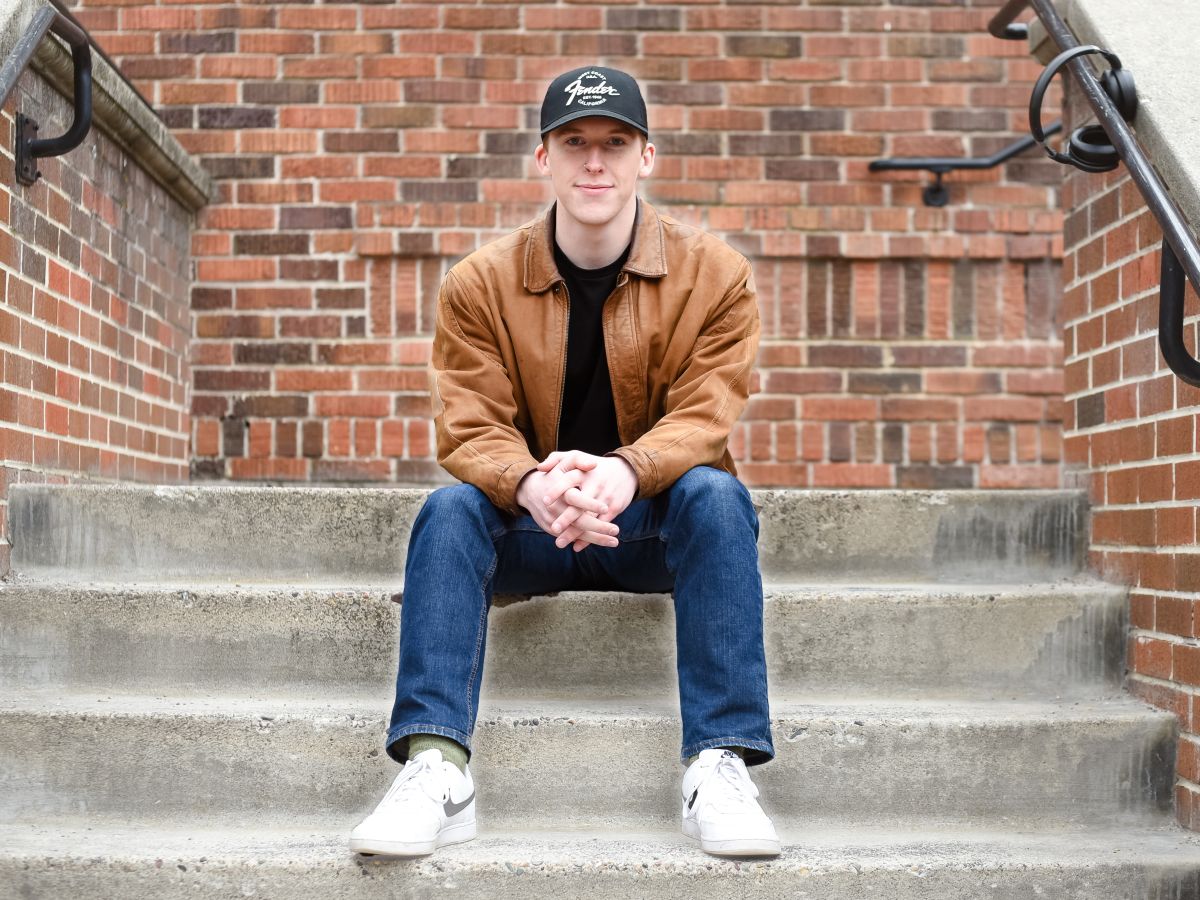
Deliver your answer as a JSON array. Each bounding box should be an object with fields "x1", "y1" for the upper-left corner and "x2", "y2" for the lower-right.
[
  {"x1": 1058, "y1": 85, "x2": 1200, "y2": 828},
  {"x1": 0, "y1": 66, "x2": 194, "y2": 569},
  {"x1": 71, "y1": 0, "x2": 1067, "y2": 489}
]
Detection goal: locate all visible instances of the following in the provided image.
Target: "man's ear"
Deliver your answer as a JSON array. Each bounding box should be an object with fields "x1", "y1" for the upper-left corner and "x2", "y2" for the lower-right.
[
  {"x1": 639, "y1": 142, "x2": 656, "y2": 178},
  {"x1": 534, "y1": 142, "x2": 550, "y2": 175}
]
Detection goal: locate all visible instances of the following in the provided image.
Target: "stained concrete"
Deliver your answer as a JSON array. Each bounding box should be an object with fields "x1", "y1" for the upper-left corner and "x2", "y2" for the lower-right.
[
  {"x1": 3, "y1": 480, "x2": 1195, "y2": 897},
  {"x1": 0, "y1": 691, "x2": 1174, "y2": 830},
  {"x1": 4, "y1": 822, "x2": 1200, "y2": 899},
  {"x1": 0, "y1": 579, "x2": 1127, "y2": 698},
  {"x1": 7, "y1": 484, "x2": 1087, "y2": 584}
]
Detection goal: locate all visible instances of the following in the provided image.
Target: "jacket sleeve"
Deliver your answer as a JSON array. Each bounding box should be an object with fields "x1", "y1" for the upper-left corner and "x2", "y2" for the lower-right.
[
  {"x1": 430, "y1": 268, "x2": 539, "y2": 515},
  {"x1": 608, "y1": 258, "x2": 760, "y2": 499}
]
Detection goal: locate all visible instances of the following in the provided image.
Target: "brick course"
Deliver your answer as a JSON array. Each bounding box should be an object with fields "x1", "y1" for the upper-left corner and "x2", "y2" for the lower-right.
[
  {"x1": 64, "y1": 0, "x2": 1066, "y2": 488},
  {"x1": 1058, "y1": 81, "x2": 1200, "y2": 831},
  {"x1": 0, "y1": 67, "x2": 195, "y2": 569}
]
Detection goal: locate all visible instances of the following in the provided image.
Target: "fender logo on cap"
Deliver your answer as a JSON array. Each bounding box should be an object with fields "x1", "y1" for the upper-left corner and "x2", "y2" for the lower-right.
[{"x1": 564, "y1": 70, "x2": 620, "y2": 108}]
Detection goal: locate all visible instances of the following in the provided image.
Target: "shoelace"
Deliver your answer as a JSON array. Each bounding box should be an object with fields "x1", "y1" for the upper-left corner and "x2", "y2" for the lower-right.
[
  {"x1": 698, "y1": 756, "x2": 760, "y2": 813},
  {"x1": 381, "y1": 756, "x2": 447, "y2": 808}
]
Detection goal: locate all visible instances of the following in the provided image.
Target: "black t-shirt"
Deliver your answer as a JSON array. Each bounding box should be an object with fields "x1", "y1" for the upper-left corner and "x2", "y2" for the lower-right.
[{"x1": 553, "y1": 240, "x2": 630, "y2": 455}]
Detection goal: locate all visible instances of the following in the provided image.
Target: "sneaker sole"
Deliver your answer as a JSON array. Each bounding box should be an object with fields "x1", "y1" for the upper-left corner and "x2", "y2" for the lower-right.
[
  {"x1": 683, "y1": 820, "x2": 781, "y2": 858},
  {"x1": 696, "y1": 836, "x2": 781, "y2": 857},
  {"x1": 350, "y1": 820, "x2": 476, "y2": 857}
]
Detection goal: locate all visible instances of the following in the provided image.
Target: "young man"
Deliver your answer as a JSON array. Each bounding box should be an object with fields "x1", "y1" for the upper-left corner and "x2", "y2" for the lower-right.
[{"x1": 350, "y1": 65, "x2": 779, "y2": 859}]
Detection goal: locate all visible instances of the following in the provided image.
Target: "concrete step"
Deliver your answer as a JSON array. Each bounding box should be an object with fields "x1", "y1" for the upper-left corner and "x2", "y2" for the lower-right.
[
  {"x1": 4, "y1": 821, "x2": 1200, "y2": 899},
  {"x1": 7, "y1": 484, "x2": 1086, "y2": 584},
  {"x1": 0, "y1": 578, "x2": 1127, "y2": 699},
  {"x1": 1, "y1": 690, "x2": 1173, "y2": 830}
]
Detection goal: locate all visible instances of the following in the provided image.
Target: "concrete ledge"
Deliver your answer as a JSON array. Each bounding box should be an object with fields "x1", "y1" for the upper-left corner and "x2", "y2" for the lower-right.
[
  {"x1": 0, "y1": 0, "x2": 52, "y2": 108},
  {"x1": 0, "y1": 691, "x2": 1176, "y2": 830},
  {"x1": 0, "y1": 580, "x2": 1128, "y2": 699},
  {"x1": 1, "y1": 0, "x2": 214, "y2": 210},
  {"x1": 1045, "y1": 0, "x2": 1200, "y2": 232},
  {"x1": 7, "y1": 484, "x2": 1089, "y2": 585},
  {"x1": 5, "y1": 823, "x2": 1200, "y2": 900}
]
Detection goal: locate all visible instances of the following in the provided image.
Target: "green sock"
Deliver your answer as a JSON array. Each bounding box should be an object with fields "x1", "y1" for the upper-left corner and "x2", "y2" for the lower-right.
[
  {"x1": 685, "y1": 746, "x2": 746, "y2": 766},
  {"x1": 407, "y1": 734, "x2": 469, "y2": 773}
]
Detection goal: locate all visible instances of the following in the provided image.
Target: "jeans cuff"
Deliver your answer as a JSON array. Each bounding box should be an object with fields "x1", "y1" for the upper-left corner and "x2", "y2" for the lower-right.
[
  {"x1": 682, "y1": 736, "x2": 775, "y2": 768},
  {"x1": 386, "y1": 723, "x2": 473, "y2": 765}
]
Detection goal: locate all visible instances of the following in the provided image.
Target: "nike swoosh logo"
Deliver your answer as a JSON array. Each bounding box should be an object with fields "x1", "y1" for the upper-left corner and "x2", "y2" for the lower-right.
[
  {"x1": 444, "y1": 790, "x2": 475, "y2": 818},
  {"x1": 687, "y1": 788, "x2": 698, "y2": 811}
]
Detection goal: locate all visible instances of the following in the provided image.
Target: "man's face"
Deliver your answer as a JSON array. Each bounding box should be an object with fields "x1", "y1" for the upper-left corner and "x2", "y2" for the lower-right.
[{"x1": 534, "y1": 118, "x2": 655, "y2": 229}]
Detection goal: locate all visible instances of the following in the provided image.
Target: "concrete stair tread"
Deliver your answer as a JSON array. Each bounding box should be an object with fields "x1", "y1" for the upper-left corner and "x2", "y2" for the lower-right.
[
  {"x1": 5, "y1": 819, "x2": 1200, "y2": 871},
  {"x1": 2, "y1": 574, "x2": 1127, "y2": 699},
  {"x1": 5, "y1": 685, "x2": 1171, "y2": 830},
  {"x1": 9, "y1": 484, "x2": 1087, "y2": 584},
  {"x1": 0, "y1": 572, "x2": 1122, "y2": 597},
  {"x1": 0, "y1": 686, "x2": 1165, "y2": 724},
  {"x1": 8, "y1": 825, "x2": 1199, "y2": 898}
]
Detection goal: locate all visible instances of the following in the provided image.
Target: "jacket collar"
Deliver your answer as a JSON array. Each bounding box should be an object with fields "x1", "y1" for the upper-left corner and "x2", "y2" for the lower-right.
[{"x1": 523, "y1": 197, "x2": 668, "y2": 293}]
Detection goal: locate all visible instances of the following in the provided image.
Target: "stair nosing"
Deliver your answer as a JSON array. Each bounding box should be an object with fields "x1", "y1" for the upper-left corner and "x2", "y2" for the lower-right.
[{"x1": 0, "y1": 688, "x2": 1169, "y2": 724}]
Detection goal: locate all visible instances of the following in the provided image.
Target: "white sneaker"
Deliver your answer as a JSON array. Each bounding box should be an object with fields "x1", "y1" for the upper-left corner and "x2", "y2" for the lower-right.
[
  {"x1": 349, "y1": 749, "x2": 477, "y2": 856},
  {"x1": 681, "y1": 749, "x2": 781, "y2": 857}
]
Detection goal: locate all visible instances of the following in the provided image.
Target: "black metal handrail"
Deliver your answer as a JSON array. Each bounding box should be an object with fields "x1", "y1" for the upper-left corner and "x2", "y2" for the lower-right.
[
  {"x1": 991, "y1": 0, "x2": 1200, "y2": 387},
  {"x1": 869, "y1": 122, "x2": 1062, "y2": 207},
  {"x1": 990, "y1": 0, "x2": 1034, "y2": 41},
  {"x1": 0, "y1": 2, "x2": 93, "y2": 186}
]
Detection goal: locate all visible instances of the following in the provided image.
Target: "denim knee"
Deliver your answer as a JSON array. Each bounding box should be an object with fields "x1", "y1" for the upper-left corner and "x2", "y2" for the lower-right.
[
  {"x1": 409, "y1": 483, "x2": 505, "y2": 550},
  {"x1": 664, "y1": 467, "x2": 759, "y2": 547},
  {"x1": 416, "y1": 482, "x2": 492, "y2": 524},
  {"x1": 671, "y1": 467, "x2": 755, "y2": 519}
]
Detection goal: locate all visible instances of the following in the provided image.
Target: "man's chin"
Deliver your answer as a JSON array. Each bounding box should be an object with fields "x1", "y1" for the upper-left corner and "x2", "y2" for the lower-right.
[
  {"x1": 559, "y1": 195, "x2": 632, "y2": 228},
  {"x1": 564, "y1": 206, "x2": 617, "y2": 228}
]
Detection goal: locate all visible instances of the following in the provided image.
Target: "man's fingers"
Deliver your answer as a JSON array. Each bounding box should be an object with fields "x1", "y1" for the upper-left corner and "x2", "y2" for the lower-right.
[
  {"x1": 557, "y1": 526, "x2": 618, "y2": 550},
  {"x1": 573, "y1": 511, "x2": 618, "y2": 535},
  {"x1": 549, "y1": 503, "x2": 583, "y2": 534},
  {"x1": 541, "y1": 450, "x2": 599, "y2": 474},
  {"x1": 536, "y1": 451, "x2": 567, "y2": 472},
  {"x1": 551, "y1": 503, "x2": 617, "y2": 537},
  {"x1": 542, "y1": 468, "x2": 586, "y2": 506},
  {"x1": 554, "y1": 512, "x2": 619, "y2": 549},
  {"x1": 560, "y1": 485, "x2": 608, "y2": 514},
  {"x1": 540, "y1": 468, "x2": 578, "y2": 505},
  {"x1": 559, "y1": 450, "x2": 598, "y2": 471}
]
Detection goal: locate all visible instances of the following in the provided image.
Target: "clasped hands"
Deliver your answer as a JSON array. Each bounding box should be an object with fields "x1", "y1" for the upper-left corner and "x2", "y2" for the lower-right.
[{"x1": 515, "y1": 450, "x2": 639, "y2": 552}]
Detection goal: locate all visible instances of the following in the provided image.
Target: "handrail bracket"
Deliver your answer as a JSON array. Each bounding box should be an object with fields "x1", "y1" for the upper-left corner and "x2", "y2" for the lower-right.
[
  {"x1": 8, "y1": 12, "x2": 93, "y2": 187},
  {"x1": 15, "y1": 113, "x2": 42, "y2": 184}
]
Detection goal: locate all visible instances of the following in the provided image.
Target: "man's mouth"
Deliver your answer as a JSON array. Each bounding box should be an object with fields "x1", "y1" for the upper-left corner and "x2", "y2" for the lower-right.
[{"x1": 577, "y1": 184, "x2": 612, "y2": 193}]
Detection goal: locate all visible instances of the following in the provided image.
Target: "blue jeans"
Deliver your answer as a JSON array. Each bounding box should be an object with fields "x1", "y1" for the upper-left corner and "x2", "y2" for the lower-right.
[{"x1": 386, "y1": 465, "x2": 774, "y2": 767}]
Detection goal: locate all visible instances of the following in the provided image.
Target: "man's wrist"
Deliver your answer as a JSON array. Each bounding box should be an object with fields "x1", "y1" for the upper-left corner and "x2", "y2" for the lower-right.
[
  {"x1": 616, "y1": 456, "x2": 636, "y2": 482},
  {"x1": 515, "y1": 468, "x2": 538, "y2": 507},
  {"x1": 606, "y1": 452, "x2": 639, "y2": 499}
]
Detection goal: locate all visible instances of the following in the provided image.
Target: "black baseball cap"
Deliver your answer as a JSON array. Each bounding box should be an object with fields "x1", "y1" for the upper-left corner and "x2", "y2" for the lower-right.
[{"x1": 540, "y1": 66, "x2": 649, "y2": 139}]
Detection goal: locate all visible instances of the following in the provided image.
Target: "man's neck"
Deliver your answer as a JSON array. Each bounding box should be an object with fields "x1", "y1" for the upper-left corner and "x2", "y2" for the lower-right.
[{"x1": 553, "y1": 196, "x2": 638, "y2": 270}]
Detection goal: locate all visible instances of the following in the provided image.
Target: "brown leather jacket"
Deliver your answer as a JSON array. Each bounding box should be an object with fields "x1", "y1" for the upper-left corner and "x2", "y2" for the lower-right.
[{"x1": 430, "y1": 198, "x2": 760, "y2": 516}]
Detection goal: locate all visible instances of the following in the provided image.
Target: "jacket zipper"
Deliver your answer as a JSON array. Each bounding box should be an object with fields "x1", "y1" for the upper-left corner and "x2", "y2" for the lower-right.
[
  {"x1": 552, "y1": 282, "x2": 569, "y2": 452},
  {"x1": 603, "y1": 274, "x2": 629, "y2": 446}
]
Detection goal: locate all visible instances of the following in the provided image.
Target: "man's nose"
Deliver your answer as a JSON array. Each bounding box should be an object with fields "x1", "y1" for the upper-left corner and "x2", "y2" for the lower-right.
[{"x1": 584, "y1": 148, "x2": 604, "y2": 170}]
